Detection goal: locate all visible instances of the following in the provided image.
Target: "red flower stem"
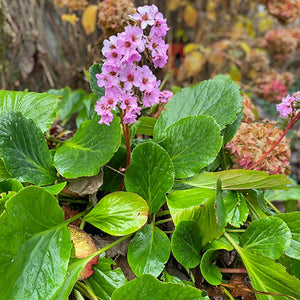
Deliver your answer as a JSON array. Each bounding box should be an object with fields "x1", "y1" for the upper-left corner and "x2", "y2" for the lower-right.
[
  {"x1": 248, "y1": 111, "x2": 300, "y2": 171},
  {"x1": 118, "y1": 107, "x2": 131, "y2": 191}
]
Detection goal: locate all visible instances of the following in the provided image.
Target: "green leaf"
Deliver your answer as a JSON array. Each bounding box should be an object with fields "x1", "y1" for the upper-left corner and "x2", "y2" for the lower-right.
[
  {"x1": 0, "y1": 178, "x2": 23, "y2": 193},
  {"x1": 240, "y1": 217, "x2": 291, "y2": 259},
  {"x1": 275, "y1": 212, "x2": 300, "y2": 260},
  {"x1": 136, "y1": 117, "x2": 157, "y2": 136},
  {"x1": 128, "y1": 224, "x2": 170, "y2": 277},
  {"x1": 246, "y1": 189, "x2": 274, "y2": 218},
  {"x1": 54, "y1": 255, "x2": 95, "y2": 300},
  {"x1": 161, "y1": 270, "x2": 194, "y2": 286},
  {"x1": 204, "y1": 234, "x2": 239, "y2": 251},
  {"x1": 216, "y1": 179, "x2": 226, "y2": 230},
  {"x1": 224, "y1": 191, "x2": 248, "y2": 227},
  {"x1": 0, "y1": 90, "x2": 60, "y2": 132},
  {"x1": 231, "y1": 243, "x2": 300, "y2": 300},
  {"x1": 167, "y1": 188, "x2": 221, "y2": 245},
  {"x1": 222, "y1": 111, "x2": 242, "y2": 144},
  {"x1": 125, "y1": 142, "x2": 175, "y2": 214},
  {"x1": 59, "y1": 89, "x2": 86, "y2": 121},
  {"x1": 54, "y1": 116, "x2": 121, "y2": 178},
  {"x1": 102, "y1": 147, "x2": 126, "y2": 192},
  {"x1": 89, "y1": 63, "x2": 105, "y2": 99},
  {"x1": 0, "y1": 186, "x2": 72, "y2": 300},
  {"x1": 0, "y1": 111, "x2": 57, "y2": 185},
  {"x1": 200, "y1": 250, "x2": 222, "y2": 286},
  {"x1": 76, "y1": 94, "x2": 95, "y2": 128},
  {"x1": 85, "y1": 253, "x2": 127, "y2": 300},
  {"x1": 265, "y1": 188, "x2": 300, "y2": 201},
  {"x1": 111, "y1": 274, "x2": 208, "y2": 300},
  {"x1": 171, "y1": 220, "x2": 202, "y2": 268},
  {"x1": 154, "y1": 78, "x2": 242, "y2": 140},
  {"x1": 0, "y1": 159, "x2": 11, "y2": 180},
  {"x1": 84, "y1": 192, "x2": 148, "y2": 236},
  {"x1": 43, "y1": 182, "x2": 67, "y2": 195},
  {"x1": 158, "y1": 116, "x2": 222, "y2": 178},
  {"x1": 182, "y1": 170, "x2": 291, "y2": 190}
]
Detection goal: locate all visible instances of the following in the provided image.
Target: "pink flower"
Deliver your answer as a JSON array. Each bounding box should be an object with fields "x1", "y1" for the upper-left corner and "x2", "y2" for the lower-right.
[
  {"x1": 150, "y1": 13, "x2": 169, "y2": 37},
  {"x1": 131, "y1": 5, "x2": 157, "y2": 29},
  {"x1": 124, "y1": 25, "x2": 145, "y2": 52},
  {"x1": 143, "y1": 82, "x2": 160, "y2": 107},
  {"x1": 136, "y1": 65, "x2": 156, "y2": 91},
  {"x1": 276, "y1": 94, "x2": 295, "y2": 118},
  {"x1": 105, "y1": 48, "x2": 122, "y2": 66},
  {"x1": 96, "y1": 65, "x2": 119, "y2": 88},
  {"x1": 102, "y1": 35, "x2": 118, "y2": 56},
  {"x1": 123, "y1": 107, "x2": 142, "y2": 124},
  {"x1": 94, "y1": 101, "x2": 114, "y2": 126},
  {"x1": 119, "y1": 65, "x2": 140, "y2": 90},
  {"x1": 120, "y1": 93, "x2": 138, "y2": 110}
]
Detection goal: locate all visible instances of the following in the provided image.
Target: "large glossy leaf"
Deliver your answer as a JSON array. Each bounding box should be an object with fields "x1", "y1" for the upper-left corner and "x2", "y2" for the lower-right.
[
  {"x1": 54, "y1": 116, "x2": 121, "y2": 178},
  {"x1": 234, "y1": 246, "x2": 300, "y2": 299},
  {"x1": 0, "y1": 111, "x2": 57, "y2": 185},
  {"x1": 128, "y1": 224, "x2": 170, "y2": 277},
  {"x1": 0, "y1": 187, "x2": 72, "y2": 300},
  {"x1": 167, "y1": 188, "x2": 221, "y2": 245},
  {"x1": 275, "y1": 212, "x2": 300, "y2": 260},
  {"x1": 224, "y1": 191, "x2": 248, "y2": 227},
  {"x1": 85, "y1": 253, "x2": 127, "y2": 300},
  {"x1": 240, "y1": 217, "x2": 291, "y2": 259},
  {"x1": 125, "y1": 142, "x2": 175, "y2": 214},
  {"x1": 200, "y1": 250, "x2": 222, "y2": 286},
  {"x1": 0, "y1": 90, "x2": 60, "y2": 132},
  {"x1": 182, "y1": 170, "x2": 291, "y2": 190},
  {"x1": 171, "y1": 220, "x2": 202, "y2": 268},
  {"x1": 158, "y1": 116, "x2": 222, "y2": 178},
  {"x1": 83, "y1": 192, "x2": 148, "y2": 236},
  {"x1": 111, "y1": 274, "x2": 209, "y2": 300},
  {"x1": 154, "y1": 77, "x2": 242, "y2": 140}
]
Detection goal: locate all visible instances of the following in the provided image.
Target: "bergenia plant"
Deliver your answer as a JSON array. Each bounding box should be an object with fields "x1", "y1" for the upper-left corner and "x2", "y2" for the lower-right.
[{"x1": 1, "y1": 3, "x2": 300, "y2": 300}]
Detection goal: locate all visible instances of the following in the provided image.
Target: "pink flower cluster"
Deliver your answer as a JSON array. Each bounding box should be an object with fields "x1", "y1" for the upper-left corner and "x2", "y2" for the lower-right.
[
  {"x1": 95, "y1": 4, "x2": 169, "y2": 125},
  {"x1": 158, "y1": 90, "x2": 173, "y2": 104},
  {"x1": 276, "y1": 92, "x2": 300, "y2": 118}
]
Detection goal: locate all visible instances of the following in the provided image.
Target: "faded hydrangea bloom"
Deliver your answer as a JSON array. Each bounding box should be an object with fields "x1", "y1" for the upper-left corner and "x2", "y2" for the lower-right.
[
  {"x1": 226, "y1": 122, "x2": 291, "y2": 175},
  {"x1": 94, "y1": 4, "x2": 169, "y2": 125}
]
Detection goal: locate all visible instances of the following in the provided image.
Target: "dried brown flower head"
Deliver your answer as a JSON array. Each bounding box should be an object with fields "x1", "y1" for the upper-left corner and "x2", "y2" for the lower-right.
[
  {"x1": 242, "y1": 94, "x2": 255, "y2": 123},
  {"x1": 98, "y1": 0, "x2": 136, "y2": 36},
  {"x1": 255, "y1": 69, "x2": 294, "y2": 103},
  {"x1": 226, "y1": 121, "x2": 291, "y2": 175},
  {"x1": 264, "y1": 0, "x2": 300, "y2": 24},
  {"x1": 264, "y1": 29, "x2": 297, "y2": 60},
  {"x1": 246, "y1": 49, "x2": 270, "y2": 80}
]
